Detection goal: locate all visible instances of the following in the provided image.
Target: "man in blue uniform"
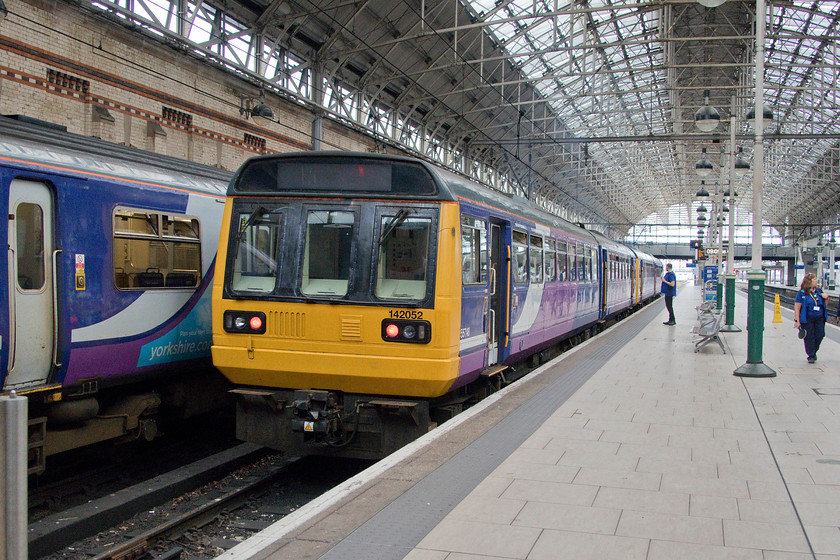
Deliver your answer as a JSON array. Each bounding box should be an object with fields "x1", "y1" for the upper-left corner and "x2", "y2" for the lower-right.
[{"x1": 661, "y1": 263, "x2": 676, "y2": 325}]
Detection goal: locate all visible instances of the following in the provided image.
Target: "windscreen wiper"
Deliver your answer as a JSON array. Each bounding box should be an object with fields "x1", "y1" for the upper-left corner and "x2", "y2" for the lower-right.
[
  {"x1": 378, "y1": 209, "x2": 409, "y2": 246},
  {"x1": 236, "y1": 206, "x2": 268, "y2": 241}
]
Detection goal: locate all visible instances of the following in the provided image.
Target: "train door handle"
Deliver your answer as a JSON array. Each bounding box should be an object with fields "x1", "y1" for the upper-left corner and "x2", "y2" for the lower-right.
[
  {"x1": 7, "y1": 244, "x2": 16, "y2": 372},
  {"x1": 52, "y1": 249, "x2": 62, "y2": 367},
  {"x1": 489, "y1": 267, "x2": 496, "y2": 297},
  {"x1": 489, "y1": 309, "x2": 495, "y2": 345}
]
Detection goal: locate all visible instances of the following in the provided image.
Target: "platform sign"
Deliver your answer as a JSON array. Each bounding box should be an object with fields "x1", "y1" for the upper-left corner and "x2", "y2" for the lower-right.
[{"x1": 703, "y1": 266, "x2": 718, "y2": 301}]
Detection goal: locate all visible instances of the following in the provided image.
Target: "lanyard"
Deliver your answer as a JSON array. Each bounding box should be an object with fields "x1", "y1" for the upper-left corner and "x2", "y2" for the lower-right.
[{"x1": 809, "y1": 292, "x2": 822, "y2": 308}]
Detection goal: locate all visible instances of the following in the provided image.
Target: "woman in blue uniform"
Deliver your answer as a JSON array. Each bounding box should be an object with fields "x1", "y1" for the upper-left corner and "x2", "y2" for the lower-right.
[{"x1": 794, "y1": 273, "x2": 829, "y2": 363}]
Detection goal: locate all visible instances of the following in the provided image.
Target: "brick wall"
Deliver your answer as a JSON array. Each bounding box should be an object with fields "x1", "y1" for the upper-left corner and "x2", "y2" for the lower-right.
[{"x1": 0, "y1": 0, "x2": 380, "y2": 170}]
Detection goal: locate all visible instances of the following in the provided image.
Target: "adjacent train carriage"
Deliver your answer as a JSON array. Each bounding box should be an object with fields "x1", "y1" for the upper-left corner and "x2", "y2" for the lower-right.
[
  {"x1": 212, "y1": 152, "x2": 661, "y2": 460},
  {"x1": 0, "y1": 116, "x2": 230, "y2": 473},
  {"x1": 591, "y1": 231, "x2": 637, "y2": 319},
  {"x1": 633, "y1": 249, "x2": 664, "y2": 303}
]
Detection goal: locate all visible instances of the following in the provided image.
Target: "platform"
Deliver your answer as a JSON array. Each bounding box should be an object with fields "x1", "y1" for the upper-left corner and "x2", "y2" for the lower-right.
[{"x1": 218, "y1": 284, "x2": 840, "y2": 560}]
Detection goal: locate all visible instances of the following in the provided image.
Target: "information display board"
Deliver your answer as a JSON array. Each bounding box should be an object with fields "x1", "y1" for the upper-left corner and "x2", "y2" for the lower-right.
[{"x1": 704, "y1": 266, "x2": 718, "y2": 302}]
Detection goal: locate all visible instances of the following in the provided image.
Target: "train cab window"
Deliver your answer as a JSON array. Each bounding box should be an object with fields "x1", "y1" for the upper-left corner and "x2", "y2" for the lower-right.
[
  {"x1": 529, "y1": 235, "x2": 543, "y2": 284},
  {"x1": 113, "y1": 208, "x2": 201, "y2": 290},
  {"x1": 15, "y1": 203, "x2": 46, "y2": 291},
  {"x1": 302, "y1": 210, "x2": 354, "y2": 297},
  {"x1": 545, "y1": 239, "x2": 557, "y2": 282},
  {"x1": 557, "y1": 241, "x2": 568, "y2": 282},
  {"x1": 511, "y1": 230, "x2": 528, "y2": 284},
  {"x1": 461, "y1": 215, "x2": 488, "y2": 285},
  {"x1": 230, "y1": 209, "x2": 283, "y2": 293},
  {"x1": 376, "y1": 214, "x2": 431, "y2": 300}
]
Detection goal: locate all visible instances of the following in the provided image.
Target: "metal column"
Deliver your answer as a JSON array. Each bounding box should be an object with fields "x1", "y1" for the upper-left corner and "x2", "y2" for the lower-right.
[
  {"x1": 735, "y1": 0, "x2": 775, "y2": 377},
  {"x1": 1, "y1": 392, "x2": 28, "y2": 560}
]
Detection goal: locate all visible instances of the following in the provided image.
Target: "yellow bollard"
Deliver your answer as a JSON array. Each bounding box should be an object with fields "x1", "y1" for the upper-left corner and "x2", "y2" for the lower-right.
[{"x1": 773, "y1": 294, "x2": 783, "y2": 323}]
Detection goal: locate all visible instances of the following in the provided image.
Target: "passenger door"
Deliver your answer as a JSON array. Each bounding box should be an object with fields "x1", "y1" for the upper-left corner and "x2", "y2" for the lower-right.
[
  {"x1": 600, "y1": 248, "x2": 608, "y2": 319},
  {"x1": 6, "y1": 179, "x2": 56, "y2": 389},
  {"x1": 488, "y1": 220, "x2": 510, "y2": 365}
]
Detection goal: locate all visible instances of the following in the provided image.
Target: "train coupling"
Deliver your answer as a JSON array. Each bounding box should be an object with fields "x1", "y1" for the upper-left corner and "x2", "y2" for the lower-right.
[{"x1": 289, "y1": 390, "x2": 342, "y2": 441}]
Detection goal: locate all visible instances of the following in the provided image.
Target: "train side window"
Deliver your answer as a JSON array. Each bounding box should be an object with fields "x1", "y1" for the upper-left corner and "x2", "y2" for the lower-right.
[
  {"x1": 583, "y1": 248, "x2": 591, "y2": 282},
  {"x1": 556, "y1": 241, "x2": 568, "y2": 282},
  {"x1": 545, "y1": 239, "x2": 557, "y2": 282},
  {"x1": 576, "y1": 244, "x2": 585, "y2": 281},
  {"x1": 511, "y1": 230, "x2": 528, "y2": 284},
  {"x1": 376, "y1": 215, "x2": 431, "y2": 300},
  {"x1": 529, "y1": 235, "x2": 543, "y2": 284},
  {"x1": 461, "y1": 215, "x2": 487, "y2": 285},
  {"x1": 589, "y1": 248, "x2": 598, "y2": 281},
  {"x1": 569, "y1": 243, "x2": 577, "y2": 281},
  {"x1": 302, "y1": 210, "x2": 354, "y2": 297},
  {"x1": 15, "y1": 203, "x2": 46, "y2": 291},
  {"x1": 230, "y1": 209, "x2": 283, "y2": 294},
  {"x1": 113, "y1": 208, "x2": 201, "y2": 290}
]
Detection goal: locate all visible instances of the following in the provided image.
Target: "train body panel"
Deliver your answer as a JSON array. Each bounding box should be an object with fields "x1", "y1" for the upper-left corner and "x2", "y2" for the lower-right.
[
  {"x1": 212, "y1": 151, "x2": 662, "y2": 459},
  {"x1": 0, "y1": 117, "x2": 230, "y2": 471}
]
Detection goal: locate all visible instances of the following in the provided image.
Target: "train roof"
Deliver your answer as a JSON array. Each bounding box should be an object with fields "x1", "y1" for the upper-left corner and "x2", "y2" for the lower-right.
[
  {"x1": 231, "y1": 151, "x2": 601, "y2": 243},
  {"x1": 628, "y1": 246, "x2": 663, "y2": 266},
  {"x1": 426, "y1": 163, "x2": 600, "y2": 244},
  {"x1": 586, "y1": 229, "x2": 635, "y2": 257},
  {"x1": 0, "y1": 115, "x2": 231, "y2": 196}
]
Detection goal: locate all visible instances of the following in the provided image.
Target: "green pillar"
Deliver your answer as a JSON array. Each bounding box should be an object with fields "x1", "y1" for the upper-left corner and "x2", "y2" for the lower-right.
[
  {"x1": 734, "y1": 270, "x2": 776, "y2": 377},
  {"x1": 716, "y1": 280, "x2": 723, "y2": 311},
  {"x1": 720, "y1": 274, "x2": 741, "y2": 332}
]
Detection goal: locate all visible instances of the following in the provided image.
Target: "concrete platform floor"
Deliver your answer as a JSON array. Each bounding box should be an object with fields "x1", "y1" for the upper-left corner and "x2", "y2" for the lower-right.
[{"x1": 220, "y1": 284, "x2": 840, "y2": 560}]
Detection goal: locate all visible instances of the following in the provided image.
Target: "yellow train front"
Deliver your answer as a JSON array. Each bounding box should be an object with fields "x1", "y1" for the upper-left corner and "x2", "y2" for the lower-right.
[{"x1": 212, "y1": 152, "x2": 463, "y2": 459}]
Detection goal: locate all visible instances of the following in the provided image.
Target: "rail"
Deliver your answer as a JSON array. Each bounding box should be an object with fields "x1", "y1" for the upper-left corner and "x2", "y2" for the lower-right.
[{"x1": 87, "y1": 456, "x2": 300, "y2": 560}]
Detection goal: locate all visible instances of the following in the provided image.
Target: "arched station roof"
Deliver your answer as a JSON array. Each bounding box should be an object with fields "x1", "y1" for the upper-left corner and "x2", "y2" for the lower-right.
[{"x1": 79, "y1": 0, "x2": 840, "y2": 241}]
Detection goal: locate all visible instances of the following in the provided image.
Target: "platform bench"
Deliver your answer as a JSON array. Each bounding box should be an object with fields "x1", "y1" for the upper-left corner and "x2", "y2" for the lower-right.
[{"x1": 694, "y1": 311, "x2": 725, "y2": 354}]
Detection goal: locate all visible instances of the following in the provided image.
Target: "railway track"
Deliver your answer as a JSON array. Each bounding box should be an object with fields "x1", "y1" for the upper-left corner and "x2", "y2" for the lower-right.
[
  {"x1": 34, "y1": 452, "x2": 372, "y2": 560},
  {"x1": 85, "y1": 455, "x2": 299, "y2": 560},
  {"x1": 29, "y1": 413, "x2": 240, "y2": 523}
]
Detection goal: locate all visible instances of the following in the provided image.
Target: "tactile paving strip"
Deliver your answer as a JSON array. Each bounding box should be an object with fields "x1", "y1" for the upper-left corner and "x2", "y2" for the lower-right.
[{"x1": 320, "y1": 302, "x2": 661, "y2": 560}]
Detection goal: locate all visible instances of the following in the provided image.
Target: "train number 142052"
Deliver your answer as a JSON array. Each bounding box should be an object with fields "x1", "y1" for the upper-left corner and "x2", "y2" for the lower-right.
[{"x1": 388, "y1": 310, "x2": 424, "y2": 320}]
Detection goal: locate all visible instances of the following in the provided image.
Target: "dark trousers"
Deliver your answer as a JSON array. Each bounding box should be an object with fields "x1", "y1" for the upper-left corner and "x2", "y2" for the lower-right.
[
  {"x1": 803, "y1": 317, "x2": 826, "y2": 359},
  {"x1": 664, "y1": 295, "x2": 675, "y2": 323}
]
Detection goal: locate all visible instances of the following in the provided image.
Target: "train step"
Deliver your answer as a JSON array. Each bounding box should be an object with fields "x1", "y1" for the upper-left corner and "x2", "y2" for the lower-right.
[{"x1": 479, "y1": 365, "x2": 509, "y2": 379}]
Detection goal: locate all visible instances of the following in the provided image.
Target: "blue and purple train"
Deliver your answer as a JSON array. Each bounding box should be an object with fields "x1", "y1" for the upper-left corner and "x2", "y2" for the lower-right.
[
  {"x1": 0, "y1": 116, "x2": 230, "y2": 473},
  {"x1": 211, "y1": 152, "x2": 663, "y2": 460}
]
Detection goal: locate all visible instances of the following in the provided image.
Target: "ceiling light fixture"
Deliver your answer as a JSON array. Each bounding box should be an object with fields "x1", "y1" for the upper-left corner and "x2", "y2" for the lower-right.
[
  {"x1": 696, "y1": 148, "x2": 714, "y2": 177},
  {"x1": 694, "y1": 90, "x2": 720, "y2": 132},
  {"x1": 746, "y1": 106, "x2": 773, "y2": 130}
]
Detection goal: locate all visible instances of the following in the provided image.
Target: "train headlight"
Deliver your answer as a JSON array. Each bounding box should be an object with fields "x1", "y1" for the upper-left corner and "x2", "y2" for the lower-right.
[
  {"x1": 224, "y1": 311, "x2": 267, "y2": 334},
  {"x1": 381, "y1": 319, "x2": 430, "y2": 344},
  {"x1": 402, "y1": 324, "x2": 416, "y2": 339}
]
